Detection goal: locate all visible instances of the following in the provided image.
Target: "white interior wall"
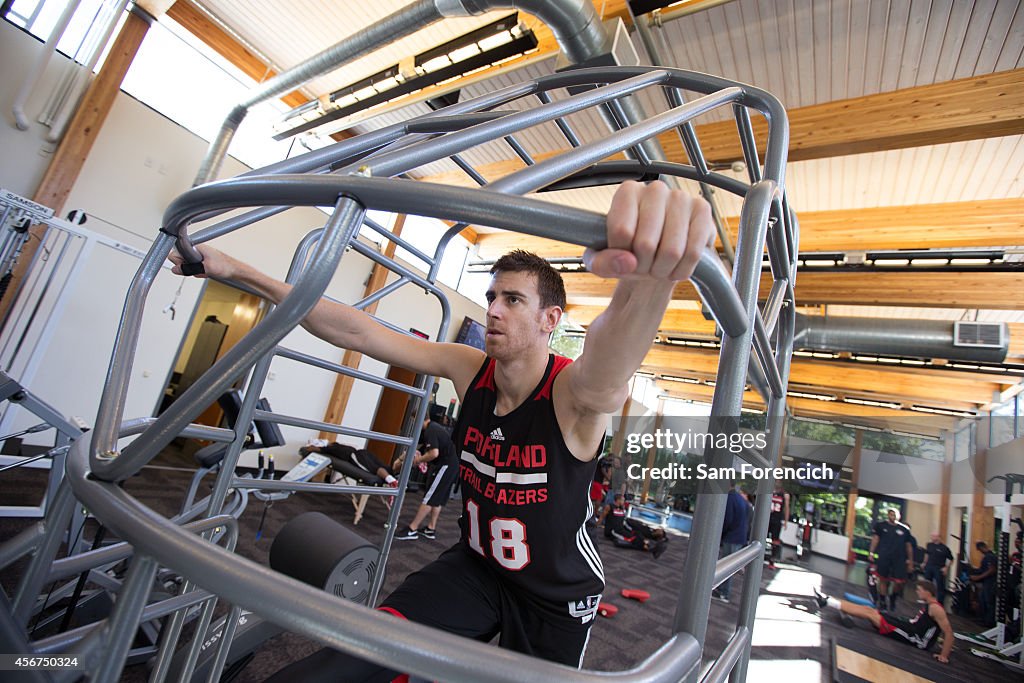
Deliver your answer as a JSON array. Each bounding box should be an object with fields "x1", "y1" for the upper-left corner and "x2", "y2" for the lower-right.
[
  {"x1": 903, "y1": 499, "x2": 938, "y2": 539},
  {"x1": 0, "y1": 22, "x2": 67, "y2": 196},
  {"x1": 856, "y1": 448, "x2": 943, "y2": 505},
  {"x1": 0, "y1": 21, "x2": 486, "y2": 465}
]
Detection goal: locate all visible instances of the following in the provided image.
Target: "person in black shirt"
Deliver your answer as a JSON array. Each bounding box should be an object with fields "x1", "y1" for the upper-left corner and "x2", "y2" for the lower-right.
[
  {"x1": 814, "y1": 580, "x2": 954, "y2": 663},
  {"x1": 395, "y1": 416, "x2": 458, "y2": 540},
  {"x1": 922, "y1": 532, "x2": 953, "y2": 604},
  {"x1": 869, "y1": 508, "x2": 914, "y2": 611},
  {"x1": 970, "y1": 541, "x2": 998, "y2": 626},
  {"x1": 767, "y1": 486, "x2": 789, "y2": 569},
  {"x1": 603, "y1": 494, "x2": 629, "y2": 539},
  {"x1": 173, "y1": 182, "x2": 715, "y2": 678}
]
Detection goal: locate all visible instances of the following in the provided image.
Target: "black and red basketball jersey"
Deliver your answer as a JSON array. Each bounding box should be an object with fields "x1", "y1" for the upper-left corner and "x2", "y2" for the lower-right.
[
  {"x1": 452, "y1": 354, "x2": 605, "y2": 603},
  {"x1": 770, "y1": 491, "x2": 786, "y2": 519}
]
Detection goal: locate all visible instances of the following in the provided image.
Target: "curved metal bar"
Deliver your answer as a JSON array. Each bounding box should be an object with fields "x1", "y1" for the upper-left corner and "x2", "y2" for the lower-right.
[
  {"x1": 712, "y1": 542, "x2": 763, "y2": 589},
  {"x1": 352, "y1": 70, "x2": 670, "y2": 180},
  {"x1": 91, "y1": 198, "x2": 366, "y2": 482},
  {"x1": 700, "y1": 626, "x2": 750, "y2": 683},
  {"x1": 64, "y1": 436, "x2": 703, "y2": 683},
  {"x1": 57, "y1": 61, "x2": 795, "y2": 683},
  {"x1": 672, "y1": 180, "x2": 779, "y2": 664},
  {"x1": 162, "y1": 175, "x2": 746, "y2": 338},
  {"x1": 485, "y1": 87, "x2": 744, "y2": 195},
  {"x1": 541, "y1": 160, "x2": 750, "y2": 198}
]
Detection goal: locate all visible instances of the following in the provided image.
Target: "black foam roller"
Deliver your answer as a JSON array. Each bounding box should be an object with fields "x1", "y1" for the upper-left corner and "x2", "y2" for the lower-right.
[{"x1": 269, "y1": 512, "x2": 379, "y2": 604}]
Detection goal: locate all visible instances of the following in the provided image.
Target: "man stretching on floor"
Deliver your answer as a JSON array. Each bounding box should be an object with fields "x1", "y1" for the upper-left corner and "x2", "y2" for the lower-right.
[
  {"x1": 815, "y1": 579, "x2": 954, "y2": 664},
  {"x1": 172, "y1": 181, "x2": 714, "y2": 678}
]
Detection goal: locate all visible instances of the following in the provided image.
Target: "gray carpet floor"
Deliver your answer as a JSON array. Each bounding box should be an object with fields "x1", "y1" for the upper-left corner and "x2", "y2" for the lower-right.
[{"x1": 1, "y1": 452, "x2": 1009, "y2": 682}]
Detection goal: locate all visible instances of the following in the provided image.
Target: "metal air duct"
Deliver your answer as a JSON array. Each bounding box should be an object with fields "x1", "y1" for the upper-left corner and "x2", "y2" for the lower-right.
[
  {"x1": 793, "y1": 313, "x2": 1009, "y2": 363},
  {"x1": 195, "y1": 0, "x2": 619, "y2": 184}
]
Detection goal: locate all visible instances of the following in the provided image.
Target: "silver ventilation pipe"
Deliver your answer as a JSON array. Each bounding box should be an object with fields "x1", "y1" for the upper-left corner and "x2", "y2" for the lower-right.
[
  {"x1": 446, "y1": 0, "x2": 607, "y2": 64},
  {"x1": 194, "y1": 0, "x2": 619, "y2": 185},
  {"x1": 794, "y1": 313, "x2": 1009, "y2": 363},
  {"x1": 194, "y1": 0, "x2": 442, "y2": 184}
]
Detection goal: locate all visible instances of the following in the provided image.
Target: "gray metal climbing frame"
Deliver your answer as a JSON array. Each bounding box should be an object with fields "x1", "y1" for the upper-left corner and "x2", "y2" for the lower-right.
[{"x1": 0, "y1": 13, "x2": 798, "y2": 683}]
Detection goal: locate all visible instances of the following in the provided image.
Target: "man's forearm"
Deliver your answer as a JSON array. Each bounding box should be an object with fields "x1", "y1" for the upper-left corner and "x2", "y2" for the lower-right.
[
  {"x1": 572, "y1": 280, "x2": 674, "y2": 410},
  {"x1": 227, "y1": 257, "x2": 363, "y2": 348},
  {"x1": 941, "y1": 628, "x2": 954, "y2": 659},
  {"x1": 417, "y1": 448, "x2": 439, "y2": 465}
]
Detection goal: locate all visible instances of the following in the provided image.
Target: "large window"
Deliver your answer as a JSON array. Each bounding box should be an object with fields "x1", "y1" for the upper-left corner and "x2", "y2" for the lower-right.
[
  {"x1": 989, "y1": 394, "x2": 1020, "y2": 449},
  {"x1": 953, "y1": 422, "x2": 975, "y2": 462},
  {"x1": 6, "y1": 0, "x2": 115, "y2": 61}
]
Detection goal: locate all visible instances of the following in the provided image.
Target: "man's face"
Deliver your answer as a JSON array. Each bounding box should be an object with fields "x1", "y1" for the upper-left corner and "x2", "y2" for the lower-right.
[
  {"x1": 930, "y1": 533, "x2": 941, "y2": 544},
  {"x1": 887, "y1": 510, "x2": 897, "y2": 523},
  {"x1": 484, "y1": 271, "x2": 560, "y2": 361}
]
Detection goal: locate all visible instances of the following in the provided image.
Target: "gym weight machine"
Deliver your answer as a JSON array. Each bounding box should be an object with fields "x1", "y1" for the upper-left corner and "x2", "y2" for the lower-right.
[{"x1": 1, "y1": 12, "x2": 800, "y2": 683}]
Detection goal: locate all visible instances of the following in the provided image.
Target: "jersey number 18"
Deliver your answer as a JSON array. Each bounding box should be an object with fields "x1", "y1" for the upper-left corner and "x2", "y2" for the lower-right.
[{"x1": 465, "y1": 500, "x2": 531, "y2": 570}]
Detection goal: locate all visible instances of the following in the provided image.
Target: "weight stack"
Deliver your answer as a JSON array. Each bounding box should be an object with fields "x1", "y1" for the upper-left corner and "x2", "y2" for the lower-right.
[{"x1": 269, "y1": 511, "x2": 379, "y2": 604}]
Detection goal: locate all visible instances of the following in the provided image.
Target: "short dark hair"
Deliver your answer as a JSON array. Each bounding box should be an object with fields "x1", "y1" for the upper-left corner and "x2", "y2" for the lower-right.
[
  {"x1": 915, "y1": 579, "x2": 936, "y2": 596},
  {"x1": 975, "y1": 541, "x2": 988, "y2": 550},
  {"x1": 491, "y1": 250, "x2": 566, "y2": 310}
]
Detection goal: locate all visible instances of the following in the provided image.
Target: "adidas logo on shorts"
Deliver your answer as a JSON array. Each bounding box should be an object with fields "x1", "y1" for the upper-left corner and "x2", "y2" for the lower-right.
[
  {"x1": 568, "y1": 595, "x2": 601, "y2": 623},
  {"x1": 489, "y1": 427, "x2": 505, "y2": 441}
]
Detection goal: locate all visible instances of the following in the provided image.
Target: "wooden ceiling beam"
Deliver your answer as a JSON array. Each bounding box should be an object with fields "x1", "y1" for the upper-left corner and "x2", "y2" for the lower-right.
[
  {"x1": 640, "y1": 345, "x2": 1009, "y2": 406},
  {"x1": 475, "y1": 198, "x2": 1024, "y2": 258},
  {"x1": 559, "y1": 270, "x2": 1024, "y2": 310},
  {"x1": 672, "y1": 68, "x2": 1024, "y2": 165},
  {"x1": 566, "y1": 304, "x2": 717, "y2": 336},
  {"x1": 653, "y1": 382, "x2": 953, "y2": 437},
  {"x1": 420, "y1": 69, "x2": 1024, "y2": 189}
]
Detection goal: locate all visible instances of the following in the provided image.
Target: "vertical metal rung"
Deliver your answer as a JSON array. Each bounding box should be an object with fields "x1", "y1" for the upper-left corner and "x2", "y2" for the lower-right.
[
  {"x1": 451, "y1": 154, "x2": 488, "y2": 186},
  {"x1": 733, "y1": 104, "x2": 762, "y2": 183},
  {"x1": 504, "y1": 135, "x2": 534, "y2": 165},
  {"x1": 752, "y1": 313, "x2": 785, "y2": 399},
  {"x1": 606, "y1": 98, "x2": 651, "y2": 165},
  {"x1": 666, "y1": 88, "x2": 710, "y2": 176},
  {"x1": 363, "y1": 215, "x2": 435, "y2": 267},
  {"x1": 536, "y1": 92, "x2": 582, "y2": 147}
]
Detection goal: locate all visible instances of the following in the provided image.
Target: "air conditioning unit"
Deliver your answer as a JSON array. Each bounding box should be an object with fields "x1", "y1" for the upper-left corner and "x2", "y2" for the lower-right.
[{"x1": 953, "y1": 322, "x2": 1006, "y2": 349}]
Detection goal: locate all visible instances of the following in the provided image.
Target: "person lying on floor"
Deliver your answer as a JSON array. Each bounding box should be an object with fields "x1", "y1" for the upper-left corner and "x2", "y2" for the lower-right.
[
  {"x1": 302, "y1": 441, "x2": 398, "y2": 487},
  {"x1": 604, "y1": 502, "x2": 668, "y2": 558},
  {"x1": 814, "y1": 579, "x2": 954, "y2": 663}
]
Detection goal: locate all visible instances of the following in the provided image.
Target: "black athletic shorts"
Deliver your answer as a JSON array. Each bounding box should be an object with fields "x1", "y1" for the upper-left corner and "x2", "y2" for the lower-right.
[
  {"x1": 768, "y1": 516, "x2": 783, "y2": 541},
  {"x1": 875, "y1": 551, "x2": 908, "y2": 581},
  {"x1": 262, "y1": 546, "x2": 600, "y2": 683},
  {"x1": 383, "y1": 545, "x2": 598, "y2": 667},
  {"x1": 423, "y1": 462, "x2": 458, "y2": 507}
]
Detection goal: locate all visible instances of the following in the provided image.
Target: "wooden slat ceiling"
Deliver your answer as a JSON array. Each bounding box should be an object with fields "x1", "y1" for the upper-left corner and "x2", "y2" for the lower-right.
[{"x1": 173, "y1": 0, "x2": 1024, "y2": 420}]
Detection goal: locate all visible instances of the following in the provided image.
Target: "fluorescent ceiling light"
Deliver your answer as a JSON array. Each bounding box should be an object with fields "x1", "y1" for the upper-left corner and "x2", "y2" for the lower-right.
[
  {"x1": 844, "y1": 397, "x2": 902, "y2": 409},
  {"x1": 789, "y1": 391, "x2": 836, "y2": 401}
]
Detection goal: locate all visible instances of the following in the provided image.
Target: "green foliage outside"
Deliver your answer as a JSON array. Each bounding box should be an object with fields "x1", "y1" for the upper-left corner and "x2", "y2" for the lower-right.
[{"x1": 548, "y1": 316, "x2": 583, "y2": 359}]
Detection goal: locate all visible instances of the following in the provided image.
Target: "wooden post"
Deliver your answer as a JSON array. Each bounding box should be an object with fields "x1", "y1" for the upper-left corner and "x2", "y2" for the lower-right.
[
  {"x1": 0, "y1": 6, "x2": 153, "y2": 328},
  {"x1": 844, "y1": 429, "x2": 862, "y2": 563},
  {"x1": 939, "y1": 429, "x2": 953, "y2": 540},
  {"x1": 608, "y1": 391, "x2": 632, "y2": 456},
  {"x1": 970, "y1": 424, "x2": 994, "y2": 566},
  {"x1": 318, "y1": 215, "x2": 407, "y2": 439}
]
